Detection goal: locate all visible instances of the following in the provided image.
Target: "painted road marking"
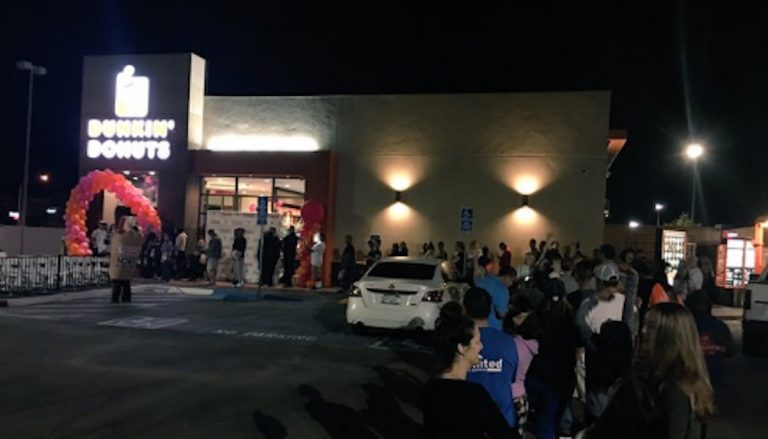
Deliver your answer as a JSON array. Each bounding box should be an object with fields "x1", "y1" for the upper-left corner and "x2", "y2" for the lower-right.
[
  {"x1": 368, "y1": 338, "x2": 430, "y2": 352},
  {"x1": 98, "y1": 316, "x2": 188, "y2": 329},
  {"x1": 210, "y1": 329, "x2": 318, "y2": 342}
]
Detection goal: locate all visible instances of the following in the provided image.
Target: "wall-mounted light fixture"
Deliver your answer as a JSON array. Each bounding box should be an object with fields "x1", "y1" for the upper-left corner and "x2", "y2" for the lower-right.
[
  {"x1": 395, "y1": 191, "x2": 403, "y2": 202},
  {"x1": 521, "y1": 195, "x2": 529, "y2": 207}
]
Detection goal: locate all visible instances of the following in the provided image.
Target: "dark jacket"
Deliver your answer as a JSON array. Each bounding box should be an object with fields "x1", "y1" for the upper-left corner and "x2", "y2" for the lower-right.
[{"x1": 282, "y1": 232, "x2": 298, "y2": 259}]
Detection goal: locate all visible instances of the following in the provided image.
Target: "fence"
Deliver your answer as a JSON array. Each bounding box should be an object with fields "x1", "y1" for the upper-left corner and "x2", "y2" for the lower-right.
[{"x1": 0, "y1": 255, "x2": 110, "y2": 295}]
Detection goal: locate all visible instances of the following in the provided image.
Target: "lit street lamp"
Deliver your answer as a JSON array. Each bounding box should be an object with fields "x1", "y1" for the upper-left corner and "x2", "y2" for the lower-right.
[
  {"x1": 686, "y1": 143, "x2": 704, "y2": 223},
  {"x1": 654, "y1": 203, "x2": 665, "y2": 227},
  {"x1": 16, "y1": 60, "x2": 46, "y2": 255},
  {"x1": 39, "y1": 173, "x2": 50, "y2": 183}
]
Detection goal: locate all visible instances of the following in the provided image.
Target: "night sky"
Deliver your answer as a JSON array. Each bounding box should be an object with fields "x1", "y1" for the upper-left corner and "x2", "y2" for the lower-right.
[{"x1": 2, "y1": 1, "x2": 767, "y2": 228}]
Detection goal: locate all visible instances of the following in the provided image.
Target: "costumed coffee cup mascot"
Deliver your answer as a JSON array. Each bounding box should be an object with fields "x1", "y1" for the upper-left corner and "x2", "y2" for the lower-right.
[{"x1": 109, "y1": 214, "x2": 143, "y2": 303}]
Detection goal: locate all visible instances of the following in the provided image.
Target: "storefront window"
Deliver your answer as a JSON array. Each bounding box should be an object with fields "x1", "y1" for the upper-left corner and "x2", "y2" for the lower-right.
[
  {"x1": 238, "y1": 178, "x2": 273, "y2": 213},
  {"x1": 197, "y1": 176, "x2": 306, "y2": 234}
]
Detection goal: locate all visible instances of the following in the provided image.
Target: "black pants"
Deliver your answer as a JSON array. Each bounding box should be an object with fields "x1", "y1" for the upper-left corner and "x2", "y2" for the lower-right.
[
  {"x1": 175, "y1": 251, "x2": 187, "y2": 279},
  {"x1": 280, "y1": 256, "x2": 296, "y2": 285},
  {"x1": 261, "y1": 260, "x2": 278, "y2": 286},
  {"x1": 112, "y1": 280, "x2": 132, "y2": 303}
]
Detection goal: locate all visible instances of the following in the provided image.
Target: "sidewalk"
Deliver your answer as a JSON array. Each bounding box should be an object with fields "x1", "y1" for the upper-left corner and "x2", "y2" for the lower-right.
[
  {"x1": 713, "y1": 305, "x2": 744, "y2": 321},
  {"x1": 1, "y1": 280, "x2": 342, "y2": 307}
]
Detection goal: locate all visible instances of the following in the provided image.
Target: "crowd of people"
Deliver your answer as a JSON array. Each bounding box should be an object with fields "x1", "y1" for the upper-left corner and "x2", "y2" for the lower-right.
[{"x1": 422, "y1": 236, "x2": 733, "y2": 439}]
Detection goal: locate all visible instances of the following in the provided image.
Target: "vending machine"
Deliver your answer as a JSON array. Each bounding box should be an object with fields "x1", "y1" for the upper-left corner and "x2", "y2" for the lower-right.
[
  {"x1": 662, "y1": 230, "x2": 687, "y2": 285},
  {"x1": 716, "y1": 232, "x2": 756, "y2": 289}
]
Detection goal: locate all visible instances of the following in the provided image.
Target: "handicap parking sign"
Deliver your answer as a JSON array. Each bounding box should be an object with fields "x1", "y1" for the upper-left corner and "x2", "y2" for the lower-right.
[
  {"x1": 460, "y1": 207, "x2": 474, "y2": 233},
  {"x1": 257, "y1": 197, "x2": 269, "y2": 225}
]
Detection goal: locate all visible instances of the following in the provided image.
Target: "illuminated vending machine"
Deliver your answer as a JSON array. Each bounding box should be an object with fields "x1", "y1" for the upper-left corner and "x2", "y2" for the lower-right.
[
  {"x1": 661, "y1": 230, "x2": 687, "y2": 284},
  {"x1": 716, "y1": 232, "x2": 756, "y2": 289}
]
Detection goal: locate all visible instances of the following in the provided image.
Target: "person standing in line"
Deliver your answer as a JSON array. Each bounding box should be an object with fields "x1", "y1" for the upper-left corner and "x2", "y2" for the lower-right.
[
  {"x1": 464, "y1": 287, "x2": 520, "y2": 430},
  {"x1": 340, "y1": 234, "x2": 357, "y2": 292},
  {"x1": 365, "y1": 237, "x2": 382, "y2": 268},
  {"x1": 576, "y1": 263, "x2": 637, "y2": 423},
  {"x1": 174, "y1": 227, "x2": 188, "y2": 279},
  {"x1": 525, "y1": 279, "x2": 578, "y2": 439},
  {"x1": 206, "y1": 229, "x2": 222, "y2": 286},
  {"x1": 399, "y1": 241, "x2": 409, "y2": 256},
  {"x1": 686, "y1": 256, "x2": 704, "y2": 294},
  {"x1": 311, "y1": 233, "x2": 326, "y2": 289},
  {"x1": 160, "y1": 233, "x2": 175, "y2": 282},
  {"x1": 389, "y1": 243, "x2": 400, "y2": 257},
  {"x1": 508, "y1": 295, "x2": 541, "y2": 437},
  {"x1": 699, "y1": 257, "x2": 718, "y2": 305},
  {"x1": 474, "y1": 257, "x2": 510, "y2": 331},
  {"x1": 618, "y1": 248, "x2": 640, "y2": 326},
  {"x1": 436, "y1": 241, "x2": 448, "y2": 260},
  {"x1": 280, "y1": 226, "x2": 298, "y2": 286},
  {"x1": 259, "y1": 227, "x2": 281, "y2": 286},
  {"x1": 685, "y1": 291, "x2": 734, "y2": 397},
  {"x1": 232, "y1": 228, "x2": 247, "y2": 288},
  {"x1": 190, "y1": 234, "x2": 206, "y2": 281},
  {"x1": 578, "y1": 303, "x2": 715, "y2": 439},
  {"x1": 424, "y1": 241, "x2": 436, "y2": 258},
  {"x1": 498, "y1": 242, "x2": 512, "y2": 275},
  {"x1": 91, "y1": 221, "x2": 110, "y2": 256},
  {"x1": 423, "y1": 302, "x2": 519, "y2": 439},
  {"x1": 453, "y1": 241, "x2": 467, "y2": 279}
]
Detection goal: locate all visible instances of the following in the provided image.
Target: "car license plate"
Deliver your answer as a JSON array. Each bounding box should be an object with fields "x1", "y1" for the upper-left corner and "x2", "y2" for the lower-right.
[{"x1": 382, "y1": 294, "x2": 401, "y2": 305}]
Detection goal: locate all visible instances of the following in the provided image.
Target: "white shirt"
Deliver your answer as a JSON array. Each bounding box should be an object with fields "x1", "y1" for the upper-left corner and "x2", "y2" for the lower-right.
[
  {"x1": 175, "y1": 232, "x2": 188, "y2": 252},
  {"x1": 584, "y1": 294, "x2": 626, "y2": 335},
  {"x1": 311, "y1": 241, "x2": 326, "y2": 267},
  {"x1": 688, "y1": 267, "x2": 704, "y2": 292},
  {"x1": 91, "y1": 229, "x2": 109, "y2": 253}
]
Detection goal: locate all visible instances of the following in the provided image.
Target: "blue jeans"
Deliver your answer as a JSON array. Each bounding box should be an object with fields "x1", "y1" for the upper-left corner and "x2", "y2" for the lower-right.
[{"x1": 526, "y1": 378, "x2": 561, "y2": 439}]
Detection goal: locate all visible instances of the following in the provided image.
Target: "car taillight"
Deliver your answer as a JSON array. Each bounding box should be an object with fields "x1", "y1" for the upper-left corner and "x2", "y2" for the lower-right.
[
  {"x1": 349, "y1": 286, "x2": 362, "y2": 297},
  {"x1": 423, "y1": 290, "x2": 443, "y2": 302},
  {"x1": 744, "y1": 289, "x2": 751, "y2": 310}
]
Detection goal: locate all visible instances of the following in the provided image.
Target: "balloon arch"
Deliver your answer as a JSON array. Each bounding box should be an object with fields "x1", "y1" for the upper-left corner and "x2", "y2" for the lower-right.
[{"x1": 64, "y1": 169, "x2": 161, "y2": 256}]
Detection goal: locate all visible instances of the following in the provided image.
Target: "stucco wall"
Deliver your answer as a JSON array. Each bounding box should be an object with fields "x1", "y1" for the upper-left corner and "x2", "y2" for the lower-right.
[{"x1": 204, "y1": 91, "x2": 611, "y2": 262}]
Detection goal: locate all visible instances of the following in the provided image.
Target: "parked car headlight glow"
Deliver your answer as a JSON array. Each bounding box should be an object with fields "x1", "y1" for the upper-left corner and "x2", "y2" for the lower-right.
[{"x1": 349, "y1": 285, "x2": 362, "y2": 297}]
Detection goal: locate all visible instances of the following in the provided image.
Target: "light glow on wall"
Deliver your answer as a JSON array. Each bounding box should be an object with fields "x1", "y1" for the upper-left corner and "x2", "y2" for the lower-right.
[
  {"x1": 387, "y1": 201, "x2": 411, "y2": 221},
  {"x1": 513, "y1": 206, "x2": 537, "y2": 224},
  {"x1": 513, "y1": 176, "x2": 541, "y2": 195},
  {"x1": 389, "y1": 174, "x2": 413, "y2": 191},
  {"x1": 206, "y1": 134, "x2": 320, "y2": 152}
]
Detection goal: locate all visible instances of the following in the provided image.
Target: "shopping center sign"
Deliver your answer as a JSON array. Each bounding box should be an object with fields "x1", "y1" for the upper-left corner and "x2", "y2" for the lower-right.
[{"x1": 86, "y1": 65, "x2": 176, "y2": 160}]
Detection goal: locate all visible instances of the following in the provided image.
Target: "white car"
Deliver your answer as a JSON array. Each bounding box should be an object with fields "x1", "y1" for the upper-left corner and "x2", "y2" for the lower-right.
[
  {"x1": 346, "y1": 257, "x2": 469, "y2": 331},
  {"x1": 744, "y1": 277, "x2": 768, "y2": 356}
]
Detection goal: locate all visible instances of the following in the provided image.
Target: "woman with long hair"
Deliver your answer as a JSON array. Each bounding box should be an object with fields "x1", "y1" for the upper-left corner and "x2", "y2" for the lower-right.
[
  {"x1": 579, "y1": 302, "x2": 714, "y2": 439},
  {"x1": 423, "y1": 302, "x2": 518, "y2": 438}
]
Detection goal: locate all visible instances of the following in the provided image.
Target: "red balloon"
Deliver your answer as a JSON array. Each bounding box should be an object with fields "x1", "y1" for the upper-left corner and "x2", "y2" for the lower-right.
[{"x1": 301, "y1": 200, "x2": 325, "y2": 226}]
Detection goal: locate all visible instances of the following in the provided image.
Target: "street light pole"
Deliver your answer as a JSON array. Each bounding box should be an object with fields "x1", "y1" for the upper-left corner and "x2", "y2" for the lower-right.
[
  {"x1": 16, "y1": 60, "x2": 46, "y2": 255},
  {"x1": 655, "y1": 203, "x2": 664, "y2": 227},
  {"x1": 690, "y1": 162, "x2": 697, "y2": 223},
  {"x1": 685, "y1": 143, "x2": 704, "y2": 225}
]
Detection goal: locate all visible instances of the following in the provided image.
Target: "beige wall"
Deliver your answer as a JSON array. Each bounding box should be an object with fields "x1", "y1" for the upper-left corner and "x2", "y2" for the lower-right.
[{"x1": 204, "y1": 91, "x2": 611, "y2": 262}]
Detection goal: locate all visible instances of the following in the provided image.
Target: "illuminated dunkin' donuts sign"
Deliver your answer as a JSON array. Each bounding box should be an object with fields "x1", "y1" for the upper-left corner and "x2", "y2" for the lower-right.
[{"x1": 86, "y1": 65, "x2": 176, "y2": 160}]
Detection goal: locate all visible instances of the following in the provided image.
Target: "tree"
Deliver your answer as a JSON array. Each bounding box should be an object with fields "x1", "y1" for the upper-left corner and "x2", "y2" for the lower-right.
[{"x1": 665, "y1": 213, "x2": 697, "y2": 227}]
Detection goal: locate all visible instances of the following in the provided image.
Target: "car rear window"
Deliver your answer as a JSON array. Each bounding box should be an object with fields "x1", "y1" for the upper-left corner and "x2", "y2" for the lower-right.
[{"x1": 367, "y1": 262, "x2": 436, "y2": 280}]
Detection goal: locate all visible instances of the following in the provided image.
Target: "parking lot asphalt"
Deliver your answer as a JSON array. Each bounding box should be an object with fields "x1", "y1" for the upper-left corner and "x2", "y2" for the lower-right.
[{"x1": 0, "y1": 285, "x2": 766, "y2": 438}]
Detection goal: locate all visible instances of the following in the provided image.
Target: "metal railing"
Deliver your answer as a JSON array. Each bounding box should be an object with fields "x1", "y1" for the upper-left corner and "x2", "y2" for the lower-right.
[{"x1": 0, "y1": 255, "x2": 110, "y2": 295}]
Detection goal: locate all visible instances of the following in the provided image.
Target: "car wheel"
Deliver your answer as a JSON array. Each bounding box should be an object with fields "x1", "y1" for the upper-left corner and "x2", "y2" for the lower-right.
[
  {"x1": 743, "y1": 320, "x2": 768, "y2": 357},
  {"x1": 350, "y1": 322, "x2": 368, "y2": 335}
]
